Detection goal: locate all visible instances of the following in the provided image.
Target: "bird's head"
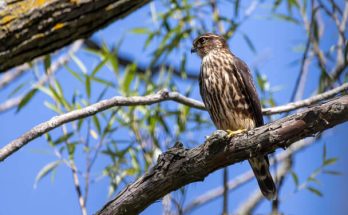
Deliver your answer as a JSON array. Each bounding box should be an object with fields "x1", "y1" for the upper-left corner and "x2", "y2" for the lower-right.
[{"x1": 191, "y1": 33, "x2": 228, "y2": 58}]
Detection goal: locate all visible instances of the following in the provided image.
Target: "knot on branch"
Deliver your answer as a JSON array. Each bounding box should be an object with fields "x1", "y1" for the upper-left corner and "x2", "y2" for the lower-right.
[
  {"x1": 204, "y1": 130, "x2": 229, "y2": 156},
  {"x1": 158, "y1": 89, "x2": 170, "y2": 98},
  {"x1": 330, "y1": 102, "x2": 345, "y2": 114},
  {"x1": 148, "y1": 142, "x2": 188, "y2": 179}
]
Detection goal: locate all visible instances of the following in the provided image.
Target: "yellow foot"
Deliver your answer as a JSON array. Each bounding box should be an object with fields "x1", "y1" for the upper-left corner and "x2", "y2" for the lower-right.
[{"x1": 226, "y1": 129, "x2": 247, "y2": 138}]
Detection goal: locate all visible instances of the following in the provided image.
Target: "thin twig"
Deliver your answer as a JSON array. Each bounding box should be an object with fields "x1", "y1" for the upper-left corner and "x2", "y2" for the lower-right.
[
  {"x1": 235, "y1": 159, "x2": 292, "y2": 214},
  {"x1": 262, "y1": 82, "x2": 348, "y2": 114},
  {"x1": 62, "y1": 123, "x2": 88, "y2": 215},
  {"x1": 0, "y1": 66, "x2": 28, "y2": 90},
  {"x1": 290, "y1": 10, "x2": 314, "y2": 102},
  {"x1": 70, "y1": 160, "x2": 88, "y2": 215},
  {"x1": 222, "y1": 167, "x2": 228, "y2": 215}
]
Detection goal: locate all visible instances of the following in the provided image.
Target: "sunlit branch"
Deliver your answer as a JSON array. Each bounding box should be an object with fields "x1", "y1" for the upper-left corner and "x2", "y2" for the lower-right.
[
  {"x1": 96, "y1": 96, "x2": 348, "y2": 215},
  {"x1": 0, "y1": 66, "x2": 28, "y2": 90},
  {"x1": 182, "y1": 138, "x2": 313, "y2": 214},
  {"x1": 262, "y1": 82, "x2": 348, "y2": 114},
  {"x1": 1, "y1": 82, "x2": 347, "y2": 162}
]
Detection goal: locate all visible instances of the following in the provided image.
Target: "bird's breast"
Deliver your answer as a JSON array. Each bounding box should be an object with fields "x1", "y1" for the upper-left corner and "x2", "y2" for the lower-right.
[{"x1": 200, "y1": 55, "x2": 255, "y2": 130}]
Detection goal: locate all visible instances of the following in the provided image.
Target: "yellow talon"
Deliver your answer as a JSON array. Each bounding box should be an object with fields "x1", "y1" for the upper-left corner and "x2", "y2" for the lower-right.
[{"x1": 226, "y1": 129, "x2": 247, "y2": 138}]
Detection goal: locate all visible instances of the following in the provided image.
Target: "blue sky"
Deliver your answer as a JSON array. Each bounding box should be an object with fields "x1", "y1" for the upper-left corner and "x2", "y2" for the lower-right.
[{"x1": 0, "y1": 1, "x2": 347, "y2": 215}]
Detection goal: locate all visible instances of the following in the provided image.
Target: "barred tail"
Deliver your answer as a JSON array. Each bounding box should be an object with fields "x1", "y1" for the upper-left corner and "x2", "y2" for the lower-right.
[{"x1": 248, "y1": 156, "x2": 277, "y2": 200}]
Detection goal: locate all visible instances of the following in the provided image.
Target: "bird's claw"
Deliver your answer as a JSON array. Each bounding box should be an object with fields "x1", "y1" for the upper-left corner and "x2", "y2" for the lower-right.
[{"x1": 226, "y1": 129, "x2": 247, "y2": 138}]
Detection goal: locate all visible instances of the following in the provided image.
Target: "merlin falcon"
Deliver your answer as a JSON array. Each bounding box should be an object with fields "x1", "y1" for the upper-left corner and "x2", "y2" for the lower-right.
[{"x1": 191, "y1": 33, "x2": 276, "y2": 200}]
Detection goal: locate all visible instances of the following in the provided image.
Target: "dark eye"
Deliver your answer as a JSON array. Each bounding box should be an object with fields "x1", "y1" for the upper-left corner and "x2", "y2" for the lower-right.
[{"x1": 199, "y1": 38, "x2": 206, "y2": 44}]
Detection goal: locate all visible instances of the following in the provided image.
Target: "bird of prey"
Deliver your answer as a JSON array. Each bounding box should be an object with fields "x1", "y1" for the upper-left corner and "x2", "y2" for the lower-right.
[{"x1": 191, "y1": 33, "x2": 276, "y2": 200}]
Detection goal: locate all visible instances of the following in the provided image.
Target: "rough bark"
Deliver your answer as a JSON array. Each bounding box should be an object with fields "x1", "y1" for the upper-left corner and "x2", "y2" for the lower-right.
[
  {"x1": 0, "y1": 0, "x2": 150, "y2": 72},
  {"x1": 96, "y1": 95, "x2": 348, "y2": 215}
]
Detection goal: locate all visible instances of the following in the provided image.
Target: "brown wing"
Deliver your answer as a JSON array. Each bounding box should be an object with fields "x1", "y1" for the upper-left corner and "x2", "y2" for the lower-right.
[{"x1": 233, "y1": 57, "x2": 264, "y2": 127}]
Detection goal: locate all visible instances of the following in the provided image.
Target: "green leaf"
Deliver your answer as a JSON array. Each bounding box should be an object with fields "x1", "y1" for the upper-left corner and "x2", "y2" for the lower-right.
[
  {"x1": 242, "y1": 33, "x2": 256, "y2": 53},
  {"x1": 53, "y1": 132, "x2": 74, "y2": 145},
  {"x1": 323, "y1": 170, "x2": 342, "y2": 175},
  {"x1": 65, "y1": 65, "x2": 83, "y2": 83},
  {"x1": 130, "y1": 27, "x2": 150, "y2": 34},
  {"x1": 312, "y1": 19, "x2": 320, "y2": 42},
  {"x1": 306, "y1": 186, "x2": 323, "y2": 197},
  {"x1": 290, "y1": 170, "x2": 299, "y2": 187},
  {"x1": 8, "y1": 82, "x2": 27, "y2": 98},
  {"x1": 287, "y1": 0, "x2": 299, "y2": 11},
  {"x1": 307, "y1": 176, "x2": 320, "y2": 184},
  {"x1": 273, "y1": 13, "x2": 300, "y2": 24},
  {"x1": 43, "y1": 55, "x2": 51, "y2": 73},
  {"x1": 67, "y1": 143, "x2": 76, "y2": 158},
  {"x1": 34, "y1": 160, "x2": 60, "y2": 188},
  {"x1": 16, "y1": 89, "x2": 38, "y2": 112},
  {"x1": 77, "y1": 119, "x2": 84, "y2": 131},
  {"x1": 91, "y1": 56, "x2": 108, "y2": 77},
  {"x1": 90, "y1": 76, "x2": 115, "y2": 87},
  {"x1": 234, "y1": 0, "x2": 240, "y2": 17},
  {"x1": 323, "y1": 158, "x2": 338, "y2": 166},
  {"x1": 272, "y1": 0, "x2": 283, "y2": 10},
  {"x1": 44, "y1": 101, "x2": 63, "y2": 114},
  {"x1": 109, "y1": 53, "x2": 119, "y2": 76},
  {"x1": 92, "y1": 115, "x2": 101, "y2": 134},
  {"x1": 122, "y1": 64, "x2": 137, "y2": 94},
  {"x1": 47, "y1": 85, "x2": 71, "y2": 110},
  {"x1": 322, "y1": 144, "x2": 327, "y2": 161},
  {"x1": 85, "y1": 75, "x2": 91, "y2": 98}
]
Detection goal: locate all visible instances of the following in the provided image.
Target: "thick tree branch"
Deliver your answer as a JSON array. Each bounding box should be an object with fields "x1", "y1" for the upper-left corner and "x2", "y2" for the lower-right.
[
  {"x1": 96, "y1": 96, "x2": 348, "y2": 215},
  {"x1": 0, "y1": 0, "x2": 150, "y2": 72},
  {"x1": 182, "y1": 138, "x2": 314, "y2": 214}
]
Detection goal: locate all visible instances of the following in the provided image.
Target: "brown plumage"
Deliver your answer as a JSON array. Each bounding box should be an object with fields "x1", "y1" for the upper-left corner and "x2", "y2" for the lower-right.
[{"x1": 192, "y1": 33, "x2": 276, "y2": 200}]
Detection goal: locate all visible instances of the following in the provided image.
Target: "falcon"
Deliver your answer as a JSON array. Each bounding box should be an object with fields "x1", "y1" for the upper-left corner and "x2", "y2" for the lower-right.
[{"x1": 191, "y1": 33, "x2": 276, "y2": 200}]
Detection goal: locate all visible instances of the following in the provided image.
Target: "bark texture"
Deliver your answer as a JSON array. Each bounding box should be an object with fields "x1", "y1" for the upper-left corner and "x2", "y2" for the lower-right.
[
  {"x1": 0, "y1": 0, "x2": 150, "y2": 72},
  {"x1": 96, "y1": 96, "x2": 348, "y2": 215}
]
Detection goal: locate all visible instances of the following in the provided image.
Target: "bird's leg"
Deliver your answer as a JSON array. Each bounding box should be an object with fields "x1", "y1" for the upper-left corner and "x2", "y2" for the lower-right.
[{"x1": 226, "y1": 129, "x2": 247, "y2": 138}]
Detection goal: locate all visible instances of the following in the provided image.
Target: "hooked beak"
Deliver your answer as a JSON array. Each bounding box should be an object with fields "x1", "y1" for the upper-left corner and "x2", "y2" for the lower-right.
[{"x1": 191, "y1": 47, "x2": 197, "y2": 53}]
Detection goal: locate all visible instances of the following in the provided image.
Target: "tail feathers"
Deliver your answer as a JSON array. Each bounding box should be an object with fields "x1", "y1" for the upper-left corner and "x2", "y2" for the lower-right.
[{"x1": 249, "y1": 156, "x2": 277, "y2": 200}]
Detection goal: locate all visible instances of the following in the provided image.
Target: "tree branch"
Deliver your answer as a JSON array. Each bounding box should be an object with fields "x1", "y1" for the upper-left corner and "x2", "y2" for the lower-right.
[
  {"x1": 182, "y1": 138, "x2": 314, "y2": 214},
  {"x1": 0, "y1": 65, "x2": 28, "y2": 90},
  {"x1": 0, "y1": 0, "x2": 150, "y2": 72},
  {"x1": 95, "y1": 96, "x2": 348, "y2": 215},
  {"x1": 1, "y1": 82, "x2": 347, "y2": 161},
  {"x1": 262, "y1": 82, "x2": 348, "y2": 114},
  {"x1": 0, "y1": 89, "x2": 203, "y2": 161}
]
